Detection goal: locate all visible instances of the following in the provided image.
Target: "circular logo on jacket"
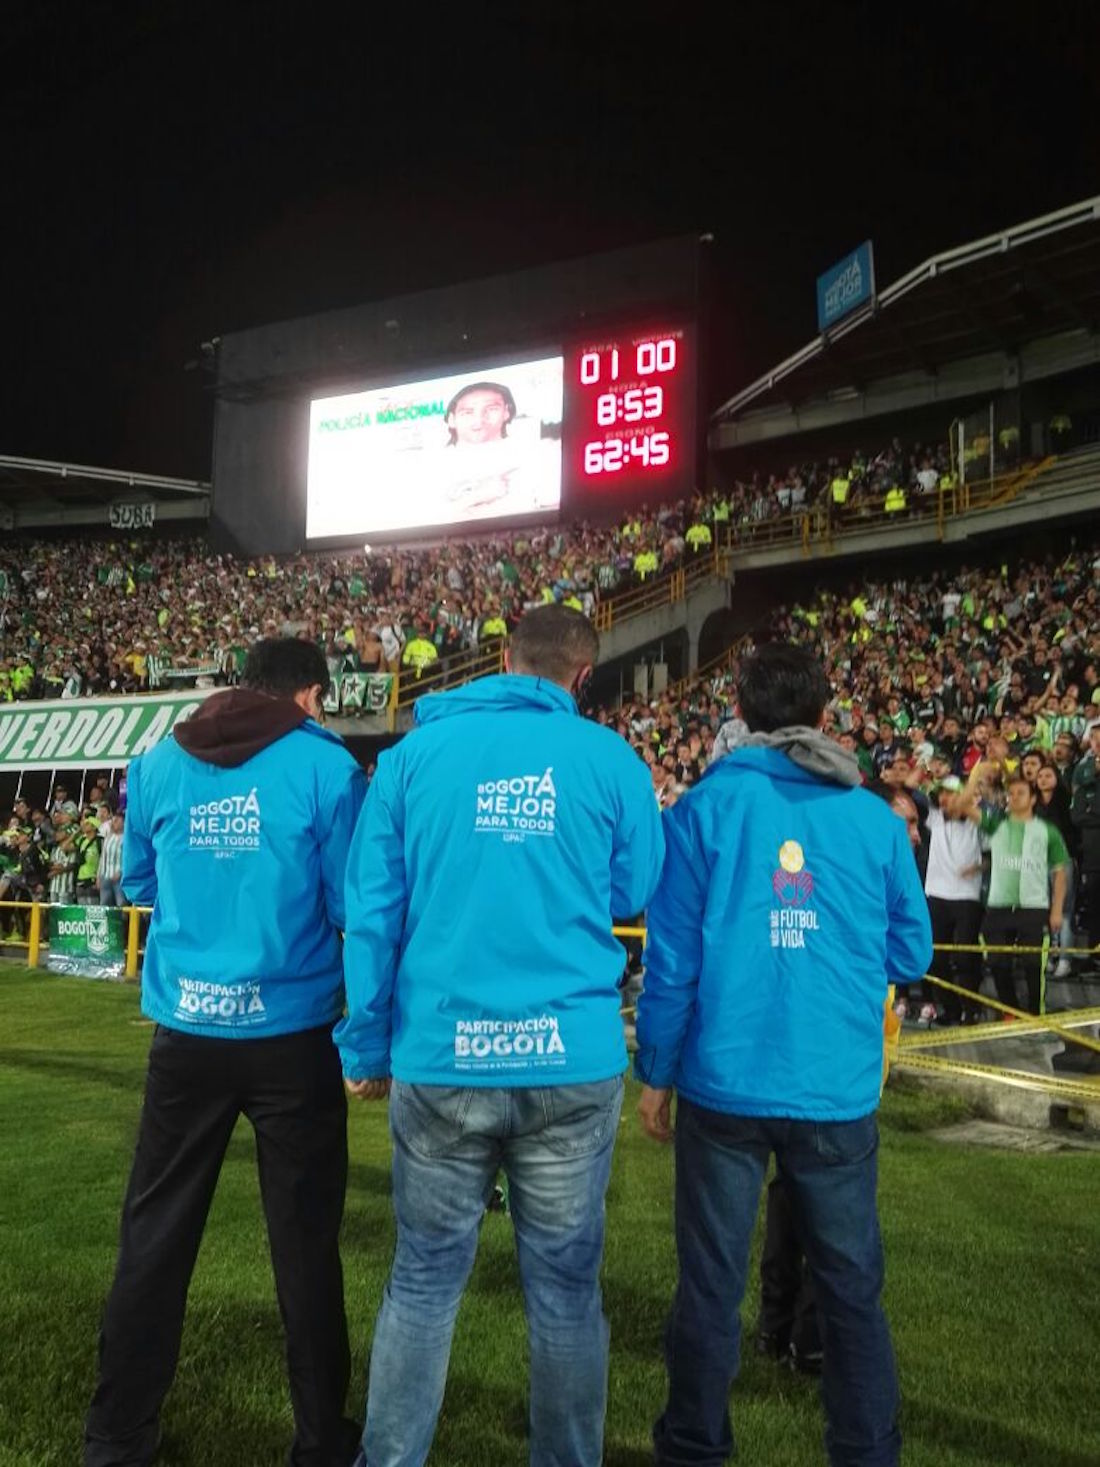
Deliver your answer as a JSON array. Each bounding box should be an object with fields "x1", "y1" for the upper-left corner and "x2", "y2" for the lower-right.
[{"x1": 778, "y1": 840, "x2": 804, "y2": 873}]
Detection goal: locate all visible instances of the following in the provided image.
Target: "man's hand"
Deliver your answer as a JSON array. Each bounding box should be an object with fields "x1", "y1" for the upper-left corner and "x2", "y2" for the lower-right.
[
  {"x1": 346, "y1": 1078, "x2": 391, "y2": 1101},
  {"x1": 1050, "y1": 911, "x2": 1063, "y2": 936},
  {"x1": 638, "y1": 1085, "x2": 675, "y2": 1143}
]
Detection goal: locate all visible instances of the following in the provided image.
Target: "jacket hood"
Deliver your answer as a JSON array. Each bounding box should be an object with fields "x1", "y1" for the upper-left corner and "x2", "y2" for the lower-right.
[
  {"x1": 173, "y1": 688, "x2": 309, "y2": 768},
  {"x1": 414, "y1": 673, "x2": 578, "y2": 726},
  {"x1": 703, "y1": 743, "x2": 861, "y2": 788}
]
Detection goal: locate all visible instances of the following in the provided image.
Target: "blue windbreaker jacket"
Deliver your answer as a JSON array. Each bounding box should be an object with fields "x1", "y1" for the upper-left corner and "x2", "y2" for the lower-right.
[
  {"x1": 334, "y1": 673, "x2": 665, "y2": 1085},
  {"x1": 124, "y1": 717, "x2": 367, "y2": 1038},
  {"x1": 635, "y1": 747, "x2": 932, "y2": 1120}
]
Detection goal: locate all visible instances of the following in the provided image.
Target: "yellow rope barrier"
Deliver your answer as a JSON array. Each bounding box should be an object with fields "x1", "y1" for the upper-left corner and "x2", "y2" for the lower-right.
[
  {"x1": 895, "y1": 1051, "x2": 1100, "y2": 1105},
  {"x1": 931, "y1": 942, "x2": 1098, "y2": 958},
  {"x1": 909, "y1": 971, "x2": 1100, "y2": 1055}
]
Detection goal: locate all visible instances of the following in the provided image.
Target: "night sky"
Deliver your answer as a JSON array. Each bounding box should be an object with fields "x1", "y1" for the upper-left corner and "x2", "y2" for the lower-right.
[{"x1": 6, "y1": 3, "x2": 1100, "y2": 480}]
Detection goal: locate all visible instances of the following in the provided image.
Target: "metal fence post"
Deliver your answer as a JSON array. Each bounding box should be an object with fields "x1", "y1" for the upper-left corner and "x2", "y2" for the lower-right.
[
  {"x1": 28, "y1": 902, "x2": 42, "y2": 969},
  {"x1": 125, "y1": 907, "x2": 141, "y2": 979}
]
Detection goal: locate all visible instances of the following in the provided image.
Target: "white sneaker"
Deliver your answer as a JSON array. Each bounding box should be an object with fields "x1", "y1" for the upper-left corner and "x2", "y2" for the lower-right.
[{"x1": 1053, "y1": 959, "x2": 1072, "y2": 979}]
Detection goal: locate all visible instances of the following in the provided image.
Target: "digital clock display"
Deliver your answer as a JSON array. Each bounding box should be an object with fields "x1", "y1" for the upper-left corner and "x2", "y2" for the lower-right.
[{"x1": 562, "y1": 323, "x2": 695, "y2": 513}]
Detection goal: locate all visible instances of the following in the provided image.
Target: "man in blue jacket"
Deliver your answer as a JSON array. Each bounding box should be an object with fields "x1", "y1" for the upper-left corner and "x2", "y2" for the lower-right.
[
  {"x1": 636, "y1": 644, "x2": 932, "y2": 1467},
  {"x1": 85, "y1": 639, "x2": 367, "y2": 1467},
  {"x1": 335, "y1": 604, "x2": 664, "y2": 1467}
]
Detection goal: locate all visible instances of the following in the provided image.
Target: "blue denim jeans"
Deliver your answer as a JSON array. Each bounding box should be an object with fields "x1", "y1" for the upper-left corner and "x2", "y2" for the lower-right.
[
  {"x1": 654, "y1": 1100, "x2": 899, "y2": 1467},
  {"x1": 358, "y1": 1076, "x2": 624, "y2": 1467},
  {"x1": 97, "y1": 877, "x2": 125, "y2": 907}
]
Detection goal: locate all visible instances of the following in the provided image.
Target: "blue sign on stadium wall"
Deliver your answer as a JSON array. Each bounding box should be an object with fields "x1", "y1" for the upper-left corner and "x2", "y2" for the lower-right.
[{"x1": 816, "y1": 241, "x2": 875, "y2": 333}]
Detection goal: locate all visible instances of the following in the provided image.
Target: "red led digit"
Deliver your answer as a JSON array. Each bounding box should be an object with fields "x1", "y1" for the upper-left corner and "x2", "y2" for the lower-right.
[
  {"x1": 580, "y1": 352, "x2": 600, "y2": 385},
  {"x1": 636, "y1": 342, "x2": 657, "y2": 375},
  {"x1": 596, "y1": 393, "x2": 617, "y2": 426},
  {"x1": 622, "y1": 388, "x2": 644, "y2": 422},
  {"x1": 657, "y1": 338, "x2": 677, "y2": 371}
]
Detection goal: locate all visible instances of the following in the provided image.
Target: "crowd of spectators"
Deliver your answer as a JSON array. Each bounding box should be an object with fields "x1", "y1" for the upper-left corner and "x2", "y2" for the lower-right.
[
  {"x1": 2, "y1": 528, "x2": 1098, "y2": 1006},
  {"x1": 0, "y1": 433, "x2": 975, "y2": 703},
  {"x1": 599, "y1": 541, "x2": 1100, "y2": 1008},
  {"x1": 725, "y1": 438, "x2": 956, "y2": 533},
  {"x1": 1, "y1": 781, "x2": 125, "y2": 936}
]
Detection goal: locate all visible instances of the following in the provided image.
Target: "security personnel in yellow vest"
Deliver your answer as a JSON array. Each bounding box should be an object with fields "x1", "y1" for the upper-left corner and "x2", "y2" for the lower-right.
[
  {"x1": 883, "y1": 485, "x2": 907, "y2": 514},
  {"x1": 633, "y1": 548, "x2": 659, "y2": 581},
  {"x1": 402, "y1": 635, "x2": 440, "y2": 679},
  {"x1": 686, "y1": 521, "x2": 713, "y2": 553},
  {"x1": 830, "y1": 473, "x2": 850, "y2": 506},
  {"x1": 711, "y1": 498, "x2": 730, "y2": 527},
  {"x1": 479, "y1": 615, "x2": 509, "y2": 643},
  {"x1": 562, "y1": 594, "x2": 585, "y2": 613},
  {"x1": 622, "y1": 517, "x2": 642, "y2": 542}
]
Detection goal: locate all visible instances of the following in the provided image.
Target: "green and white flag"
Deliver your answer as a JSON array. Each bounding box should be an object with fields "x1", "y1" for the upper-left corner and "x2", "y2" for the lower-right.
[
  {"x1": 47, "y1": 905, "x2": 127, "y2": 979},
  {"x1": 338, "y1": 673, "x2": 393, "y2": 714}
]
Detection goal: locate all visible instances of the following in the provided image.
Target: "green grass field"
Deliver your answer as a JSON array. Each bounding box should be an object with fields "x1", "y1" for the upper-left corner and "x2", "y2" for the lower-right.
[{"x1": 1, "y1": 965, "x2": 1098, "y2": 1467}]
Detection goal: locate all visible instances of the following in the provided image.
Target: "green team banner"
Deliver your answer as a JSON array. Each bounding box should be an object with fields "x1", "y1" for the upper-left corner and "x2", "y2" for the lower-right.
[
  {"x1": 0, "y1": 692, "x2": 207, "y2": 771},
  {"x1": 46, "y1": 905, "x2": 127, "y2": 979},
  {"x1": 337, "y1": 672, "x2": 393, "y2": 713},
  {"x1": 1, "y1": 677, "x2": 393, "y2": 772}
]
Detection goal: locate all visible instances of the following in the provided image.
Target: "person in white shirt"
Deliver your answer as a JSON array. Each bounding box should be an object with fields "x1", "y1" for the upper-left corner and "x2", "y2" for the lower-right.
[
  {"x1": 96, "y1": 813, "x2": 126, "y2": 907},
  {"x1": 924, "y1": 776, "x2": 985, "y2": 1022}
]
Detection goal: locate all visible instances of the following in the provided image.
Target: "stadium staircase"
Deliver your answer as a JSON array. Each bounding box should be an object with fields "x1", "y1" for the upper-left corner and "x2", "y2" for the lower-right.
[{"x1": 332, "y1": 549, "x2": 735, "y2": 735}]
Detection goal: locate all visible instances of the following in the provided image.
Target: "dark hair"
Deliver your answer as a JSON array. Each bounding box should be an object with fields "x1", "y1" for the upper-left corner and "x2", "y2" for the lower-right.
[
  {"x1": 445, "y1": 380, "x2": 517, "y2": 444},
  {"x1": 1006, "y1": 772, "x2": 1036, "y2": 794},
  {"x1": 510, "y1": 606, "x2": 598, "y2": 687},
  {"x1": 737, "y1": 644, "x2": 829, "y2": 733},
  {"x1": 242, "y1": 637, "x2": 330, "y2": 698}
]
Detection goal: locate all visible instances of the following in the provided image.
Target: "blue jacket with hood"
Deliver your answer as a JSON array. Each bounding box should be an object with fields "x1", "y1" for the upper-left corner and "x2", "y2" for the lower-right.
[
  {"x1": 334, "y1": 673, "x2": 664, "y2": 1085},
  {"x1": 123, "y1": 689, "x2": 367, "y2": 1038},
  {"x1": 635, "y1": 747, "x2": 932, "y2": 1120}
]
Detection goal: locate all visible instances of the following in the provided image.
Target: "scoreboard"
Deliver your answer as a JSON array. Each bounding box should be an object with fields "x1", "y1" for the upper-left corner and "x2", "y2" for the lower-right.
[
  {"x1": 565, "y1": 323, "x2": 694, "y2": 506},
  {"x1": 211, "y1": 237, "x2": 705, "y2": 555},
  {"x1": 305, "y1": 320, "x2": 696, "y2": 542}
]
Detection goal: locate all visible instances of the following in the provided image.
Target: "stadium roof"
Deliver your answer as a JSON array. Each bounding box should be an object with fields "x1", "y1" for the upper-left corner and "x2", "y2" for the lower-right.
[
  {"x1": 712, "y1": 195, "x2": 1100, "y2": 432},
  {"x1": 0, "y1": 455, "x2": 210, "y2": 531}
]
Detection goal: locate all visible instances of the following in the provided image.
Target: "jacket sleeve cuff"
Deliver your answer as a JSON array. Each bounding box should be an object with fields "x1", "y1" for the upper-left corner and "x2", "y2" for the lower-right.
[
  {"x1": 340, "y1": 1053, "x2": 392, "y2": 1083},
  {"x1": 634, "y1": 1045, "x2": 678, "y2": 1089}
]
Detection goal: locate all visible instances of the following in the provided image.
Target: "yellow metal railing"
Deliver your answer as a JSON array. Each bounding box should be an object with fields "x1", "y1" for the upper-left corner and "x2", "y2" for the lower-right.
[
  {"x1": 385, "y1": 551, "x2": 732, "y2": 717},
  {"x1": 594, "y1": 549, "x2": 728, "y2": 634},
  {"x1": 392, "y1": 640, "x2": 505, "y2": 711},
  {"x1": 723, "y1": 456, "x2": 1058, "y2": 557}
]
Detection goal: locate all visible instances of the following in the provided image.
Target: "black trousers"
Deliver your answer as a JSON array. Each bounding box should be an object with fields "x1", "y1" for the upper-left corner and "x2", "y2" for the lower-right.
[
  {"x1": 84, "y1": 1024, "x2": 357, "y2": 1467},
  {"x1": 982, "y1": 907, "x2": 1049, "y2": 1015},
  {"x1": 757, "y1": 1176, "x2": 821, "y2": 1360},
  {"x1": 926, "y1": 897, "x2": 984, "y2": 1020}
]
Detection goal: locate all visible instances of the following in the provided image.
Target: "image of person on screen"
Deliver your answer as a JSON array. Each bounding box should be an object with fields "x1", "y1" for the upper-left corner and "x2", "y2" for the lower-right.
[
  {"x1": 441, "y1": 380, "x2": 549, "y2": 519},
  {"x1": 445, "y1": 381, "x2": 516, "y2": 447}
]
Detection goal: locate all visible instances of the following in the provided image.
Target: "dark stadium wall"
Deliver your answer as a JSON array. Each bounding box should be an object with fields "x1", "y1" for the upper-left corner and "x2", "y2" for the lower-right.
[{"x1": 210, "y1": 238, "x2": 705, "y2": 557}]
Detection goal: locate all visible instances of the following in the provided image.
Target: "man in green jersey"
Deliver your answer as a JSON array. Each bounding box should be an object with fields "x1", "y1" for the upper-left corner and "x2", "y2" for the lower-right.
[{"x1": 960, "y1": 770, "x2": 1069, "y2": 1013}]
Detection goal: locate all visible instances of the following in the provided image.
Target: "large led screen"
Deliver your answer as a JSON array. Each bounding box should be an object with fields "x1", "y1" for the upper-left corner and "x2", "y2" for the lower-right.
[{"x1": 306, "y1": 356, "x2": 563, "y2": 540}]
